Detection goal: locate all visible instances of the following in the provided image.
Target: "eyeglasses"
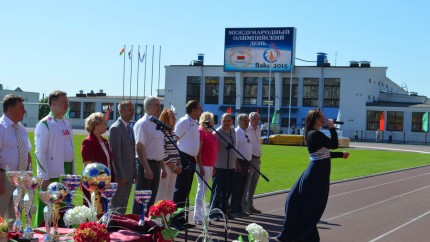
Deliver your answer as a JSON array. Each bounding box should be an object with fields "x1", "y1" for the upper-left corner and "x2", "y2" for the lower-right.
[{"x1": 245, "y1": 134, "x2": 250, "y2": 143}]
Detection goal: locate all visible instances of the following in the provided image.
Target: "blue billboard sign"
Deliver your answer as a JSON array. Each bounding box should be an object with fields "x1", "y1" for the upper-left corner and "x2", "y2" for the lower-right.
[{"x1": 224, "y1": 27, "x2": 296, "y2": 72}]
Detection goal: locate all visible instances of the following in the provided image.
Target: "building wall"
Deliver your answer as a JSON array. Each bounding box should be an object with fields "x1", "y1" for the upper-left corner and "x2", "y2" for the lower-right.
[
  {"x1": 165, "y1": 65, "x2": 430, "y2": 144},
  {"x1": 0, "y1": 89, "x2": 40, "y2": 127}
]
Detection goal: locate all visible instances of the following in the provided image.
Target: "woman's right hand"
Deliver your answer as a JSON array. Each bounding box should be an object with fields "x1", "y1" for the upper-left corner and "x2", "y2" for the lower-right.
[{"x1": 343, "y1": 152, "x2": 350, "y2": 159}]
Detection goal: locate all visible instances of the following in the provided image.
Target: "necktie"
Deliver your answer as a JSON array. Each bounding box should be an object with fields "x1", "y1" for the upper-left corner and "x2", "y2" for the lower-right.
[
  {"x1": 13, "y1": 123, "x2": 27, "y2": 171},
  {"x1": 127, "y1": 124, "x2": 134, "y2": 140}
]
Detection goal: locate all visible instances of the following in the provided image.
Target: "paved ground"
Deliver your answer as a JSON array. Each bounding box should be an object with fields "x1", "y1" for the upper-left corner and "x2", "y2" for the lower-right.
[{"x1": 177, "y1": 142, "x2": 430, "y2": 241}]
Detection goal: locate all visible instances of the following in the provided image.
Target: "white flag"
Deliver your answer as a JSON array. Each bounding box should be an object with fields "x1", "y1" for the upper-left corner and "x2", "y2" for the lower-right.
[
  {"x1": 170, "y1": 104, "x2": 176, "y2": 114},
  {"x1": 335, "y1": 109, "x2": 341, "y2": 129}
]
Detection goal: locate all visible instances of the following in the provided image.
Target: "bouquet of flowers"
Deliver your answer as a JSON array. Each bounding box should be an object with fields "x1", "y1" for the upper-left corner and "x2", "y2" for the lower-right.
[
  {"x1": 235, "y1": 223, "x2": 269, "y2": 242},
  {"x1": 148, "y1": 200, "x2": 181, "y2": 241},
  {"x1": 63, "y1": 205, "x2": 97, "y2": 227},
  {"x1": 73, "y1": 222, "x2": 110, "y2": 242}
]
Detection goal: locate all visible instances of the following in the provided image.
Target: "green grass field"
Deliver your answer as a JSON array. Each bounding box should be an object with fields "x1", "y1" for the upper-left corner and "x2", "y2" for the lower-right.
[{"x1": 26, "y1": 132, "x2": 430, "y2": 215}]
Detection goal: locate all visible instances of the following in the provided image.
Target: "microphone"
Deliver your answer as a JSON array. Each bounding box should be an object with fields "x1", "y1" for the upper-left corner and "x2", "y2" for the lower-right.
[
  {"x1": 204, "y1": 120, "x2": 212, "y2": 128},
  {"x1": 333, "y1": 119, "x2": 344, "y2": 125},
  {"x1": 149, "y1": 116, "x2": 172, "y2": 131}
]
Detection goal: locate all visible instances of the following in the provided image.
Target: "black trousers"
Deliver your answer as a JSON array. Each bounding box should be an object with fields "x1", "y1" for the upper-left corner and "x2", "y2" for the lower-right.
[
  {"x1": 132, "y1": 158, "x2": 161, "y2": 216},
  {"x1": 172, "y1": 151, "x2": 196, "y2": 225},
  {"x1": 231, "y1": 159, "x2": 249, "y2": 213}
]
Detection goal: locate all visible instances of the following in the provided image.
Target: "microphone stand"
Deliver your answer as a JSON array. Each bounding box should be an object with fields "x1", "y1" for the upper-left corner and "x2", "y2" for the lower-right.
[
  {"x1": 157, "y1": 124, "x2": 212, "y2": 242},
  {"x1": 208, "y1": 123, "x2": 269, "y2": 182},
  {"x1": 209, "y1": 124, "x2": 269, "y2": 242}
]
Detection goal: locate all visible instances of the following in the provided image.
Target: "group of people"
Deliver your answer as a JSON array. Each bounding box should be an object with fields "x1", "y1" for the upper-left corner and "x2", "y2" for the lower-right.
[
  {"x1": 0, "y1": 90, "x2": 351, "y2": 241},
  {"x1": 0, "y1": 91, "x2": 264, "y2": 231}
]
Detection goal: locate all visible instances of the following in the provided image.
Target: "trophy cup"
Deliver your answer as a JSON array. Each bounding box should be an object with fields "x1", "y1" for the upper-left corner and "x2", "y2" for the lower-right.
[
  {"x1": 60, "y1": 174, "x2": 82, "y2": 209},
  {"x1": 39, "y1": 182, "x2": 69, "y2": 242},
  {"x1": 99, "y1": 182, "x2": 118, "y2": 224},
  {"x1": 81, "y1": 163, "x2": 111, "y2": 217},
  {"x1": 5, "y1": 170, "x2": 30, "y2": 233},
  {"x1": 134, "y1": 190, "x2": 152, "y2": 226},
  {"x1": 20, "y1": 176, "x2": 43, "y2": 240}
]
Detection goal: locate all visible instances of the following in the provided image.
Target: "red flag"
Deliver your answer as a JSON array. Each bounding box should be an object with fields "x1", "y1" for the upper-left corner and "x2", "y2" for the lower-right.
[
  {"x1": 256, "y1": 108, "x2": 259, "y2": 114},
  {"x1": 119, "y1": 47, "x2": 125, "y2": 56},
  {"x1": 379, "y1": 112, "x2": 385, "y2": 131},
  {"x1": 106, "y1": 105, "x2": 111, "y2": 121},
  {"x1": 227, "y1": 106, "x2": 232, "y2": 114}
]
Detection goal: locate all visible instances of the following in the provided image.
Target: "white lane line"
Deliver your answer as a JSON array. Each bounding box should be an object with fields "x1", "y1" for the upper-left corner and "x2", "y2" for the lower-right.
[
  {"x1": 264, "y1": 173, "x2": 430, "y2": 213},
  {"x1": 330, "y1": 172, "x2": 430, "y2": 198},
  {"x1": 369, "y1": 210, "x2": 430, "y2": 242},
  {"x1": 325, "y1": 185, "x2": 430, "y2": 221},
  {"x1": 349, "y1": 145, "x2": 430, "y2": 154}
]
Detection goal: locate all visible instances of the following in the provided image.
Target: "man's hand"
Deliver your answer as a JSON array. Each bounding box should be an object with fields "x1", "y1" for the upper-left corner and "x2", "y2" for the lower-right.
[
  {"x1": 161, "y1": 168, "x2": 167, "y2": 179},
  {"x1": 144, "y1": 168, "x2": 153, "y2": 180}
]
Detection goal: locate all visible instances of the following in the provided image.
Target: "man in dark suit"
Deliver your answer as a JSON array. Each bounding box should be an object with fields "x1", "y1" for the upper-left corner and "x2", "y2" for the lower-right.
[{"x1": 110, "y1": 101, "x2": 136, "y2": 214}]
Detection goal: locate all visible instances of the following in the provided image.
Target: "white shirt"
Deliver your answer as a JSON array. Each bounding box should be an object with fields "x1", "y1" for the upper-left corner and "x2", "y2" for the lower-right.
[
  {"x1": 57, "y1": 118, "x2": 74, "y2": 162},
  {"x1": 134, "y1": 114, "x2": 165, "y2": 161},
  {"x1": 248, "y1": 124, "x2": 262, "y2": 157},
  {"x1": 235, "y1": 127, "x2": 252, "y2": 161},
  {"x1": 0, "y1": 115, "x2": 32, "y2": 171},
  {"x1": 174, "y1": 114, "x2": 200, "y2": 157}
]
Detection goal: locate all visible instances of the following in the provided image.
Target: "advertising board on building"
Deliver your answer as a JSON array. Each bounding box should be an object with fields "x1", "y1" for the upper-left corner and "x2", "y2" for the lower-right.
[{"x1": 224, "y1": 27, "x2": 296, "y2": 72}]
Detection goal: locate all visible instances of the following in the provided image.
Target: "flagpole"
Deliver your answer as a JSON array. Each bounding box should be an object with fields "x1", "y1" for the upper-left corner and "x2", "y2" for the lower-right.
[
  {"x1": 151, "y1": 45, "x2": 155, "y2": 96},
  {"x1": 129, "y1": 45, "x2": 133, "y2": 100},
  {"x1": 144, "y1": 45, "x2": 148, "y2": 98},
  {"x1": 122, "y1": 45, "x2": 126, "y2": 100},
  {"x1": 157, "y1": 46, "x2": 161, "y2": 98},
  {"x1": 136, "y1": 45, "x2": 141, "y2": 106},
  {"x1": 288, "y1": 64, "x2": 293, "y2": 134},
  {"x1": 267, "y1": 61, "x2": 272, "y2": 136}
]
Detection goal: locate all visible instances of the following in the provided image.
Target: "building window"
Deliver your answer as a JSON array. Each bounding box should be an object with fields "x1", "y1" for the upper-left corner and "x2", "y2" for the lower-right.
[
  {"x1": 412, "y1": 112, "x2": 426, "y2": 132},
  {"x1": 101, "y1": 103, "x2": 114, "y2": 120},
  {"x1": 323, "y1": 78, "x2": 340, "y2": 107},
  {"x1": 262, "y1": 77, "x2": 275, "y2": 106},
  {"x1": 214, "y1": 115, "x2": 219, "y2": 125},
  {"x1": 281, "y1": 118, "x2": 297, "y2": 128},
  {"x1": 302, "y1": 78, "x2": 319, "y2": 107},
  {"x1": 387, "y1": 111, "x2": 404, "y2": 131},
  {"x1": 83, "y1": 102, "x2": 95, "y2": 119},
  {"x1": 205, "y1": 76, "x2": 219, "y2": 104},
  {"x1": 135, "y1": 103, "x2": 144, "y2": 120},
  {"x1": 366, "y1": 111, "x2": 383, "y2": 130},
  {"x1": 223, "y1": 77, "x2": 236, "y2": 105},
  {"x1": 243, "y1": 77, "x2": 258, "y2": 105},
  {"x1": 282, "y1": 77, "x2": 298, "y2": 106},
  {"x1": 187, "y1": 76, "x2": 201, "y2": 102},
  {"x1": 69, "y1": 101, "x2": 81, "y2": 119}
]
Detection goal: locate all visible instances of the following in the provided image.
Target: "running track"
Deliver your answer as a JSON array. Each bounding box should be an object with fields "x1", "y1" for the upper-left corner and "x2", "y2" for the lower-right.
[{"x1": 179, "y1": 143, "x2": 430, "y2": 241}]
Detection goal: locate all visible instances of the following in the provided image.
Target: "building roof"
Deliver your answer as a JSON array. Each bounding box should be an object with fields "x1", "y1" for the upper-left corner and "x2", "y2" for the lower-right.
[{"x1": 366, "y1": 101, "x2": 430, "y2": 108}]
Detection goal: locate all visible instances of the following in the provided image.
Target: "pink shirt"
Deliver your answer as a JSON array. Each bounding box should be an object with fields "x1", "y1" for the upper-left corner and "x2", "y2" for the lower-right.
[{"x1": 199, "y1": 126, "x2": 219, "y2": 167}]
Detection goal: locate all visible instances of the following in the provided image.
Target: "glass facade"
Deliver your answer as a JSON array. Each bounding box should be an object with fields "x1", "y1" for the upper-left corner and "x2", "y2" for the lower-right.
[
  {"x1": 205, "y1": 76, "x2": 219, "y2": 104},
  {"x1": 302, "y1": 78, "x2": 319, "y2": 107},
  {"x1": 323, "y1": 78, "x2": 340, "y2": 107},
  {"x1": 223, "y1": 77, "x2": 236, "y2": 105},
  {"x1": 243, "y1": 77, "x2": 258, "y2": 105}
]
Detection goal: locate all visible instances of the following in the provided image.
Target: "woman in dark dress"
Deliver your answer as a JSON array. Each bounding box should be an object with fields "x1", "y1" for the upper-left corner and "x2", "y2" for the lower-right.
[{"x1": 277, "y1": 109, "x2": 350, "y2": 242}]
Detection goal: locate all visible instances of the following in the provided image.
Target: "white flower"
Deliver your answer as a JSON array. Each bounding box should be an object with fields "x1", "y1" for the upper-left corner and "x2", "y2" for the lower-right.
[
  {"x1": 63, "y1": 205, "x2": 96, "y2": 226},
  {"x1": 245, "y1": 223, "x2": 269, "y2": 242}
]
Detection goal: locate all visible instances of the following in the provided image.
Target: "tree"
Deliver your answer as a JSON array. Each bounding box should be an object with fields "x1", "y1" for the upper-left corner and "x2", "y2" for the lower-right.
[{"x1": 38, "y1": 96, "x2": 50, "y2": 120}]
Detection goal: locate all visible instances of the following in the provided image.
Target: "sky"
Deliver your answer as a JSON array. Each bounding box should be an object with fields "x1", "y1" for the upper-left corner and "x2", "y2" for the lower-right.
[{"x1": 1, "y1": 1, "x2": 430, "y2": 99}]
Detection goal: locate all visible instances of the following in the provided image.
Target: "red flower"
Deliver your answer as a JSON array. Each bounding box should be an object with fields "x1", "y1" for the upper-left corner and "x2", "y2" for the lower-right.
[
  {"x1": 73, "y1": 222, "x2": 110, "y2": 242},
  {"x1": 149, "y1": 200, "x2": 177, "y2": 217}
]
